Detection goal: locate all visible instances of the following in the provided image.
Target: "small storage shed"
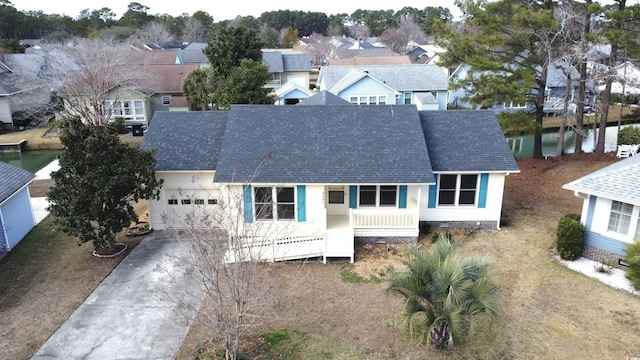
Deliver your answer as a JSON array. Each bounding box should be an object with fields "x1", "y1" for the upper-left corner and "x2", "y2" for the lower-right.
[{"x1": 0, "y1": 161, "x2": 36, "y2": 252}]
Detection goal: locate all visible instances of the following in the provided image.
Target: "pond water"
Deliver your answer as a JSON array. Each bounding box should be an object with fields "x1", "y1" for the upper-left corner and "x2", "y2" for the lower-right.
[
  {"x1": 0, "y1": 150, "x2": 61, "y2": 173},
  {"x1": 507, "y1": 123, "x2": 640, "y2": 158}
]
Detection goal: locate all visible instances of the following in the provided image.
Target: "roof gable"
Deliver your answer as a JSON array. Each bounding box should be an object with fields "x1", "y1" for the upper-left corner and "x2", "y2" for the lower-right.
[
  {"x1": 319, "y1": 65, "x2": 448, "y2": 93},
  {"x1": 328, "y1": 69, "x2": 399, "y2": 95},
  {"x1": 420, "y1": 110, "x2": 519, "y2": 172},
  {"x1": 214, "y1": 105, "x2": 434, "y2": 184},
  {"x1": 140, "y1": 111, "x2": 228, "y2": 171},
  {"x1": 298, "y1": 91, "x2": 352, "y2": 105},
  {"x1": 563, "y1": 155, "x2": 640, "y2": 206},
  {"x1": 0, "y1": 162, "x2": 35, "y2": 204}
]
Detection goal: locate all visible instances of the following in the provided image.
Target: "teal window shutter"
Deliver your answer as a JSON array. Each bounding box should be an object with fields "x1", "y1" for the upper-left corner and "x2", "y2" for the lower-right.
[
  {"x1": 297, "y1": 185, "x2": 306, "y2": 222},
  {"x1": 478, "y1": 173, "x2": 489, "y2": 208},
  {"x1": 349, "y1": 185, "x2": 357, "y2": 209},
  {"x1": 243, "y1": 185, "x2": 253, "y2": 223},
  {"x1": 399, "y1": 185, "x2": 407, "y2": 208},
  {"x1": 428, "y1": 175, "x2": 438, "y2": 208}
]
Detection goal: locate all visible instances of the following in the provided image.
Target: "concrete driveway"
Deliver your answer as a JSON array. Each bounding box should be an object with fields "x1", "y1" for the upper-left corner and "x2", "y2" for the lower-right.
[{"x1": 32, "y1": 232, "x2": 201, "y2": 359}]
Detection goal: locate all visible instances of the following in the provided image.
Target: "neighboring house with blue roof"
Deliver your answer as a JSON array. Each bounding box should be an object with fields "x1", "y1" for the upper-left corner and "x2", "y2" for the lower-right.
[
  {"x1": 0, "y1": 162, "x2": 36, "y2": 252},
  {"x1": 141, "y1": 98, "x2": 518, "y2": 262},
  {"x1": 563, "y1": 155, "x2": 640, "y2": 268},
  {"x1": 317, "y1": 64, "x2": 449, "y2": 110}
]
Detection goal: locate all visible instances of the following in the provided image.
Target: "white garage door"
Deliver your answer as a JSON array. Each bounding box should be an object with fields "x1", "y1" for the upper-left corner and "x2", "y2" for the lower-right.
[{"x1": 163, "y1": 189, "x2": 220, "y2": 228}]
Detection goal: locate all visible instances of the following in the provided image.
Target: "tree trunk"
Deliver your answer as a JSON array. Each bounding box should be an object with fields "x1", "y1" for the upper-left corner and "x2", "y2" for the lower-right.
[
  {"x1": 533, "y1": 67, "x2": 548, "y2": 159},
  {"x1": 596, "y1": 0, "x2": 625, "y2": 153},
  {"x1": 431, "y1": 322, "x2": 451, "y2": 349},
  {"x1": 557, "y1": 74, "x2": 571, "y2": 156},
  {"x1": 574, "y1": 0, "x2": 592, "y2": 154}
]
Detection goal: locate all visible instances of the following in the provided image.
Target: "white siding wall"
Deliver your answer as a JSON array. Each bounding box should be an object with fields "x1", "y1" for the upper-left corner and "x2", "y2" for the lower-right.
[
  {"x1": 148, "y1": 171, "x2": 218, "y2": 230},
  {"x1": 0, "y1": 97, "x2": 12, "y2": 125},
  {"x1": 419, "y1": 173, "x2": 507, "y2": 226}
]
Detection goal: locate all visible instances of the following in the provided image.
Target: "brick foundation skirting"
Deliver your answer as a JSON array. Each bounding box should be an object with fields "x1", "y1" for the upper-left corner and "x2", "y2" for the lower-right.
[
  {"x1": 355, "y1": 236, "x2": 417, "y2": 245},
  {"x1": 582, "y1": 245, "x2": 628, "y2": 270}
]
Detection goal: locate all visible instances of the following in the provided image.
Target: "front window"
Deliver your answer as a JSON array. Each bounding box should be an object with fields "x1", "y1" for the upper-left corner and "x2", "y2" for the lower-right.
[
  {"x1": 359, "y1": 185, "x2": 398, "y2": 207},
  {"x1": 403, "y1": 92, "x2": 412, "y2": 104},
  {"x1": 379, "y1": 185, "x2": 397, "y2": 206},
  {"x1": 438, "y1": 174, "x2": 478, "y2": 206},
  {"x1": 359, "y1": 186, "x2": 377, "y2": 206},
  {"x1": 608, "y1": 201, "x2": 633, "y2": 235},
  {"x1": 254, "y1": 186, "x2": 295, "y2": 221},
  {"x1": 328, "y1": 189, "x2": 344, "y2": 204},
  {"x1": 161, "y1": 95, "x2": 171, "y2": 106},
  {"x1": 348, "y1": 95, "x2": 387, "y2": 105}
]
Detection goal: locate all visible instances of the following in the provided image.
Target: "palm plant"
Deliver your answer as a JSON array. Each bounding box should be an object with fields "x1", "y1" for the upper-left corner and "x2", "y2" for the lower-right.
[{"x1": 386, "y1": 234, "x2": 500, "y2": 349}]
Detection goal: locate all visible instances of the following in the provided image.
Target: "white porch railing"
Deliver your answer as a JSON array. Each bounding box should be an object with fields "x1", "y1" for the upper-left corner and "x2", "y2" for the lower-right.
[
  {"x1": 349, "y1": 208, "x2": 418, "y2": 229},
  {"x1": 226, "y1": 234, "x2": 325, "y2": 263}
]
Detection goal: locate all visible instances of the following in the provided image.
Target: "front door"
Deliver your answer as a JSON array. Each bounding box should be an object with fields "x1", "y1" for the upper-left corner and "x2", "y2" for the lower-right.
[{"x1": 327, "y1": 185, "x2": 347, "y2": 215}]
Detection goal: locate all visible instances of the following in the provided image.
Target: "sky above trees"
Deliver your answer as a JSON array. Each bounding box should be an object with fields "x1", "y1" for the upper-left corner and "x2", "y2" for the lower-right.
[{"x1": 15, "y1": 0, "x2": 462, "y2": 21}]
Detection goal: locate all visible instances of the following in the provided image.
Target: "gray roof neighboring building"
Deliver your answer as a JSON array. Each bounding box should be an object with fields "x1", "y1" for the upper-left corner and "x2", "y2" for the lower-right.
[
  {"x1": 140, "y1": 111, "x2": 228, "y2": 171},
  {"x1": 214, "y1": 105, "x2": 434, "y2": 184},
  {"x1": 319, "y1": 64, "x2": 448, "y2": 93},
  {"x1": 177, "y1": 50, "x2": 208, "y2": 64},
  {"x1": 419, "y1": 110, "x2": 520, "y2": 173},
  {"x1": 0, "y1": 61, "x2": 21, "y2": 96},
  {"x1": 563, "y1": 155, "x2": 640, "y2": 206},
  {"x1": 298, "y1": 91, "x2": 352, "y2": 105},
  {"x1": 184, "y1": 42, "x2": 207, "y2": 51},
  {"x1": 0, "y1": 162, "x2": 35, "y2": 204},
  {"x1": 415, "y1": 92, "x2": 438, "y2": 104},
  {"x1": 262, "y1": 51, "x2": 283, "y2": 73},
  {"x1": 262, "y1": 51, "x2": 311, "y2": 73}
]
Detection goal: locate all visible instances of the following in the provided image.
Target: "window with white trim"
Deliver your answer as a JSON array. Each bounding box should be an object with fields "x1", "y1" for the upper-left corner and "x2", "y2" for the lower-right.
[
  {"x1": 254, "y1": 187, "x2": 295, "y2": 221},
  {"x1": 403, "y1": 92, "x2": 412, "y2": 104},
  {"x1": 328, "y1": 187, "x2": 344, "y2": 204},
  {"x1": 359, "y1": 185, "x2": 397, "y2": 207},
  {"x1": 348, "y1": 95, "x2": 387, "y2": 105},
  {"x1": 161, "y1": 95, "x2": 171, "y2": 106},
  {"x1": 168, "y1": 199, "x2": 178, "y2": 205},
  {"x1": 104, "y1": 100, "x2": 145, "y2": 122},
  {"x1": 608, "y1": 201, "x2": 633, "y2": 235},
  {"x1": 438, "y1": 174, "x2": 478, "y2": 206}
]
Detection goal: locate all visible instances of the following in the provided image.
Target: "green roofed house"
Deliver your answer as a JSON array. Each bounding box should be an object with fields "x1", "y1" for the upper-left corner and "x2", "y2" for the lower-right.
[
  {"x1": 141, "y1": 91, "x2": 519, "y2": 262},
  {"x1": 0, "y1": 162, "x2": 36, "y2": 252}
]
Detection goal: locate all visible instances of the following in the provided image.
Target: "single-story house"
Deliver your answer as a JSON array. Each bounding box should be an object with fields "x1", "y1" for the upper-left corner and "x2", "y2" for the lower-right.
[
  {"x1": 317, "y1": 64, "x2": 449, "y2": 110},
  {"x1": 563, "y1": 155, "x2": 640, "y2": 268},
  {"x1": 0, "y1": 162, "x2": 36, "y2": 252},
  {"x1": 141, "y1": 93, "x2": 519, "y2": 262}
]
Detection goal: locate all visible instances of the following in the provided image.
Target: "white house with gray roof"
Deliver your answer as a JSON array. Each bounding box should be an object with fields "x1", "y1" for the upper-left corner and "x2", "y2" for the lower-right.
[
  {"x1": 141, "y1": 98, "x2": 518, "y2": 262},
  {"x1": 563, "y1": 155, "x2": 640, "y2": 268},
  {"x1": 317, "y1": 64, "x2": 448, "y2": 110},
  {"x1": 0, "y1": 162, "x2": 36, "y2": 252}
]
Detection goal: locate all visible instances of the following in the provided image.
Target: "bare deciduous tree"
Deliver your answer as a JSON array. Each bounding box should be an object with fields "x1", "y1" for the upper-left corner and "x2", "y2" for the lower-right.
[
  {"x1": 380, "y1": 14, "x2": 427, "y2": 54},
  {"x1": 183, "y1": 17, "x2": 208, "y2": 43},
  {"x1": 132, "y1": 21, "x2": 174, "y2": 49},
  {"x1": 46, "y1": 38, "x2": 154, "y2": 126},
  {"x1": 158, "y1": 175, "x2": 308, "y2": 360}
]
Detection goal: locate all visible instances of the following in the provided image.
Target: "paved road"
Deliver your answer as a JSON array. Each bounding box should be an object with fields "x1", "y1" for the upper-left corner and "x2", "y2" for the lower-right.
[{"x1": 32, "y1": 233, "x2": 202, "y2": 359}]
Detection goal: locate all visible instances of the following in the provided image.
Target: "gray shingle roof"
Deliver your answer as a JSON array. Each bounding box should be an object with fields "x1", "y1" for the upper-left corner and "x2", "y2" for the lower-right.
[
  {"x1": 563, "y1": 155, "x2": 640, "y2": 206},
  {"x1": 415, "y1": 92, "x2": 438, "y2": 104},
  {"x1": 420, "y1": 110, "x2": 520, "y2": 172},
  {"x1": 262, "y1": 52, "x2": 284, "y2": 73},
  {"x1": 0, "y1": 161, "x2": 35, "y2": 204},
  {"x1": 298, "y1": 91, "x2": 352, "y2": 105},
  {"x1": 319, "y1": 64, "x2": 448, "y2": 93},
  {"x1": 140, "y1": 111, "x2": 228, "y2": 171},
  {"x1": 281, "y1": 53, "x2": 311, "y2": 71},
  {"x1": 177, "y1": 50, "x2": 208, "y2": 64},
  {"x1": 214, "y1": 105, "x2": 434, "y2": 184}
]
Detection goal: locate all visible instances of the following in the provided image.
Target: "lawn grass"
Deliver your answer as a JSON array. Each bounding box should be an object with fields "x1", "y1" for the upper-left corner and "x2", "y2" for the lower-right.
[{"x1": 0, "y1": 201, "x2": 146, "y2": 359}]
